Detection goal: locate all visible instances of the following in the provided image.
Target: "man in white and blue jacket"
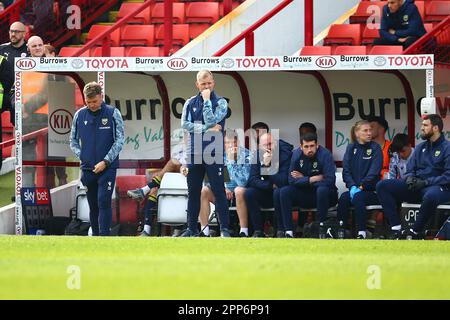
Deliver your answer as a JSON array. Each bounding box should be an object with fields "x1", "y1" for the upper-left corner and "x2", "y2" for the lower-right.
[
  {"x1": 180, "y1": 70, "x2": 231, "y2": 237},
  {"x1": 245, "y1": 132, "x2": 293, "y2": 237},
  {"x1": 70, "y1": 82, "x2": 124, "y2": 236},
  {"x1": 377, "y1": 114, "x2": 450, "y2": 239},
  {"x1": 279, "y1": 132, "x2": 338, "y2": 238}
]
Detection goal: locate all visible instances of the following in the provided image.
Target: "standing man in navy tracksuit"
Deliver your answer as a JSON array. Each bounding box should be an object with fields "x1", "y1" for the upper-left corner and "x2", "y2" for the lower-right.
[
  {"x1": 279, "y1": 132, "x2": 338, "y2": 239},
  {"x1": 337, "y1": 120, "x2": 383, "y2": 239},
  {"x1": 374, "y1": 0, "x2": 426, "y2": 49},
  {"x1": 70, "y1": 82, "x2": 125, "y2": 236},
  {"x1": 180, "y1": 70, "x2": 231, "y2": 237},
  {"x1": 245, "y1": 132, "x2": 293, "y2": 238},
  {"x1": 377, "y1": 114, "x2": 450, "y2": 239}
]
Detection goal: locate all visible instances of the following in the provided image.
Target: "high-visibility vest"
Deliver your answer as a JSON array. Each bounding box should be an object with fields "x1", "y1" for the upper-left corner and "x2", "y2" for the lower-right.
[{"x1": 0, "y1": 56, "x2": 4, "y2": 108}]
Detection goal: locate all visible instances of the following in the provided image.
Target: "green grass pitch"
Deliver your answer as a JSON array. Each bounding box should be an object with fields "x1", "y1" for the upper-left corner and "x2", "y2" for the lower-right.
[{"x1": 0, "y1": 236, "x2": 449, "y2": 300}]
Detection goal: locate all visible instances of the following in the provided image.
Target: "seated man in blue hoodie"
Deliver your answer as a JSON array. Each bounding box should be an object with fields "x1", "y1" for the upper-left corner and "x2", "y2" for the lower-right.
[
  {"x1": 374, "y1": 0, "x2": 426, "y2": 49},
  {"x1": 337, "y1": 120, "x2": 383, "y2": 239},
  {"x1": 279, "y1": 132, "x2": 338, "y2": 239},
  {"x1": 377, "y1": 114, "x2": 450, "y2": 239},
  {"x1": 244, "y1": 132, "x2": 293, "y2": 238}
]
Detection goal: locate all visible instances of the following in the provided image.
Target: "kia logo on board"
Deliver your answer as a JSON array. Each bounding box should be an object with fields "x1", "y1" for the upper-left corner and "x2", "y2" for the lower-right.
[
  {"x1": 50, "y1": 109, "x2": 73, "y2": 135},
  {"x1": 315, "y1": 56, "x2": 337, "y2": 68},
  {"x1": 16, "y1": 58, "x2": 36, "y2": 70},
  {"x1": 167, "y1": 58, "x2": 187, "y2": 70}
]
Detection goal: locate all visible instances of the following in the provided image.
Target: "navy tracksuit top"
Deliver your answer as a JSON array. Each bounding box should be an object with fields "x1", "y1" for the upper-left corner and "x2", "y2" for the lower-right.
[
  {"x1": 185, "y1": 91, "x2": 225, "y2": 156},
  {"x1": 288, "y1": 146, "x2": 337, "y2": 190},
  {"x1": 248, "y1": 139, "x2": 293, "y2": 190},
  {"x1": 406, "y1": 134, "x2": 450, "y2": 187},
  {"x1": 75, "y1": 103, "x2": 119, "y2": 170},
  {"x1": 342, "y1": 141, "x2": 383, "y2": 191},
  {"x1": 380, "y1": 0, "x2": 426, "y2": 42}
]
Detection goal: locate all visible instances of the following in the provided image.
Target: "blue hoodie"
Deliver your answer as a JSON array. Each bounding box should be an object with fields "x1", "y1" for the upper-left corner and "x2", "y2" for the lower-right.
[
  {"x1": 288, "y1": 145, "x2": 337, "y2": 190},
  {"x1": 405, "y1": 134, "x2": 450, "y2": 187},
  {"x1": 248, "y1": 139, "x2": 293, "y2": 190},
  {"x1": 380, "y1": 0, "x2": 426, "y2": 42},
  {"x1": 342, "y1": 141, "x2": 383, "y2": 191}
]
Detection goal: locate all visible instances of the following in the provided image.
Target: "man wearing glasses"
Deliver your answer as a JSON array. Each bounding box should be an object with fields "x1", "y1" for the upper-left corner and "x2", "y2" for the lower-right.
[{"x1": 0, "y1": 22, "x2": 28, "y2": 64}]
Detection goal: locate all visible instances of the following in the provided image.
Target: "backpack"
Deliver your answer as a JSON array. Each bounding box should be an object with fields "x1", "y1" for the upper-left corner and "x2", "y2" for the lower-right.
[{"x1": 65, "y1": 218, "x2": 90, "y2": 236}]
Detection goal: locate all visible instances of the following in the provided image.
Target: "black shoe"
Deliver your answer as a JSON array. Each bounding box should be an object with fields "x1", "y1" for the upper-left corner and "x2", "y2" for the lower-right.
[
  {"x1": 239, "y1": 232, "x2": 248, "y2": 238},
  {"x1": 180, "y1": 229, "x2": 198, "y2": 237},
  {"x1": 276, "y1": 230, "x2": 285, "y2": 238},
  {"x1": 252, "y1": 231, "x2": 265, "y2": 238},
  {"x1": 199, "y1": 231, "x2": 210, "y2": 237},
  {"x1": 285, "y1": 233, "x2": 294, "y2": 238},
  {"x1": 389, "y1": 229, "x2": 404, "y2": 240},
  {"x1": 404, "y1": 228, "x2": 422, "y2": 240},
  {"x1": 220, "y1": 229, "x2": 231, "y2": 238},
  {"x1": 356, "y1": 234, "x2": 366, "y2": 239}
]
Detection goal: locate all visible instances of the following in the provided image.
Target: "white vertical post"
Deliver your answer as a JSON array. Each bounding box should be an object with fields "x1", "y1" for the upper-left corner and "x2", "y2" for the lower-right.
[
  {"x1": 97, "y1": 72, "x2": 105, "y2": 100},
  {"x1": 14, "y1": 71, "x2": 23, "y2": 235},
  {"x1": 426, "y1": 68, "x2": 434, "y2": 98}
]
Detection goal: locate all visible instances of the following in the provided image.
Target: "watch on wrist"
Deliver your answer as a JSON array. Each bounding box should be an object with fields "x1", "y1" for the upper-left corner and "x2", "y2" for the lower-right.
[{"x1": 103, "y1": 159, "x2": 110, "y2": 167}]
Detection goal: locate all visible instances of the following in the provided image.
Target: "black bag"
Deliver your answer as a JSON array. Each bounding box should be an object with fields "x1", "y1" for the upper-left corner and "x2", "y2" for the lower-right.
[
  {"x1": 435, "y1": 217, "x2": 450, "y2": 240},
  {"x1": 303, "y1": 221, "x2": 320, "y2": 238},
  {"x1": 44, "y1": 216, "x2": 71, "y2": 235},
  {"x1": 65, "y1": 218, "x2": 90, "y2": 236}
]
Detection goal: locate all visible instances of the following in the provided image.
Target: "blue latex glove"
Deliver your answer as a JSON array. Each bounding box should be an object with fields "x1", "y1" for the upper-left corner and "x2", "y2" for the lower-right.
[{"x1": 350, "y1": 186, "x2": 362, "y2": 200}]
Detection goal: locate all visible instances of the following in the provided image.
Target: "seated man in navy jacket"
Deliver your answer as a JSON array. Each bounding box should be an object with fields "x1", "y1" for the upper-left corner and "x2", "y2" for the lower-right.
[
  {"x1": 279, "y1": 132, "x2": 338, "y2": 239},
  {"x1": 244, "y1": 132, "x2": 293, "y2": 237},
  {"x1": 377, "y1": 114, "x2": 450, "y2": 239},
  {"x1": 374, "y1": 0, "x2": 426, "y2": 49}
]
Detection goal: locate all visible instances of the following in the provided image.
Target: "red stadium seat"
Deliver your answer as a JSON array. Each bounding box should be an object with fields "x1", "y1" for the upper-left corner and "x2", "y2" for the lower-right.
[
  {"x1": 424, "y1": 23, "x2": 433, "y2": 33},
  {"x1": 350, "y1": 1, "x2": 385, "y2": 24},
  {"x1": 369, "y1": 45, "x2": 403, "y2": 55},
  {"x1": 185, "y1": 2, "x2": 219, "y2": 23},
  {"x1": 219, "y1": 1, "x2": 241, "y2": 17},
  {"x1": 362, "y1": 23, "x2": 381, "y2": 46},
  {"x1": 91, "y1": 47, "x2": 126, "y2": 57},
  {"x1": 86, "y1": 25, "x2": 121, "y2": 47},
  {"x1": 425, "y1": 1, "x2": 450, "y2": 23},
  {"x1": 1, "y1": 112, "x2": 13, "y2": 157},
  {"x1": 334, "y1": 46, "x2": 368, "y2": 55},
  {"x1": 126, "y1": 46, "x2": 161, "y2": 57},
  {"x1": 150, "y1": 2, "x2": 186, "y2": 24},
  {"x1": 115, "y1": 175, "x2": 147, "y2": 224},
  {"x1": 120, "y1": 25, "x2": 155, "y2": 46},
  {"x1": 299, "y1": 46, "x2": 332, "y2": 55},
  {"x1": 155, "y1": 24, "x2": 190, "y2": 47},
  {"x1": 116, "y1": 2, "x2": 151, "y2": 24},
  {"x1": 323, "y1": 24, "x2": 362, "y2": 47},
  {"x1": 415, "y1": 1, "x2": 426, "y2": 20},
  {"x1": 59, "y1": 47, "x2": 90, "y2": 57}
]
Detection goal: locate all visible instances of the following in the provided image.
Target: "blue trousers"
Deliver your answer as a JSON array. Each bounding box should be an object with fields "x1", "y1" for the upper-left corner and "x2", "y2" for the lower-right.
[
  {"x1": 376, "y1": 179, "x2": 450, "y2": 232},
  {"x1": 244, "y1": 187, "x2": 282, "y2": 232},
  {"x1": 186, "y1": 162, "x2": 229, "y2": 232},
  {"x1": 81, "y1": 168, "x2": 117, "y2": 236},
  {"x1": 337, "y1": 190, "x2": 379, "y2": 232},
  {"x1": 279, "y1": 185, "x2": 338, "y2": 231}
]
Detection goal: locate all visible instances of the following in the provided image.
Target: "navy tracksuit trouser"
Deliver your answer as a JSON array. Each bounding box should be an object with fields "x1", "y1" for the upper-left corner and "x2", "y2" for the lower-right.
[
  {"x1": 186, "y1": 162, "x2": 229, "y2": 232},
  {"x1": 244, "y1": 187, "x2": 282, "y2": 232},
  {"x1": 279, "y1": 185, "x2": 338, "y2": 231},
  {"x1": 376, "y1": 179, "x2": 450, "y2": 232},
  {"x1": 337, "y1": 190, "x2": 379, "y2": 232},
  {"x1": 81, "y1": 168, "x2": 117, "y2": 236}
]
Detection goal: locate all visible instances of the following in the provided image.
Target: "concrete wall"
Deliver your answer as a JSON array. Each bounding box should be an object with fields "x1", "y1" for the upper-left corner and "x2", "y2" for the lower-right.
[{"x1": 175, "y1": 0, "x2": 359, "y2": 57}]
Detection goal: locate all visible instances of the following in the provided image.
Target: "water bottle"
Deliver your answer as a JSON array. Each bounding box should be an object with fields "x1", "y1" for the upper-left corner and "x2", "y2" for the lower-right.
[
  {"x1": 337, "y1": 221, "x2": 345, "y2": 239},
  {"x1": 319, "y1": 222, "x2": 326, "y2": 239}
]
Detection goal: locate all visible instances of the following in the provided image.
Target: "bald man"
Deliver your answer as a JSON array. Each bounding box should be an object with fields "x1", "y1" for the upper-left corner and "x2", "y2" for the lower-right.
[
  {"x1": 0, "y1": 21, "x2": 28, "y2": 62},
  {"x1": 27, "y1": 36, "x2": 45, "y2": 58}
]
